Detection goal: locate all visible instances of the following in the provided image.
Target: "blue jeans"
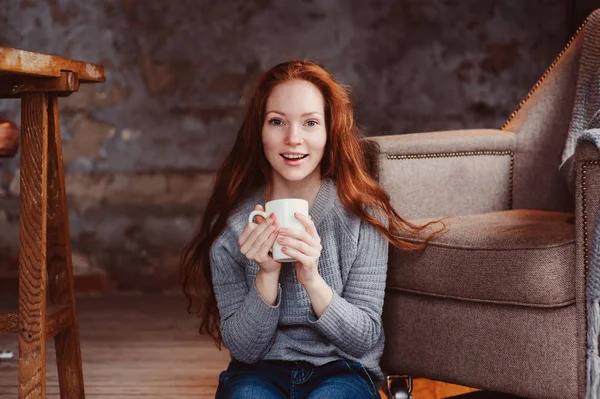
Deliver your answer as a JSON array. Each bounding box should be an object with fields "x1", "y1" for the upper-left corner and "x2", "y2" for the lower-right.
[{"x1": 215, "y1": 359, "x2": 380, "y2": 398}]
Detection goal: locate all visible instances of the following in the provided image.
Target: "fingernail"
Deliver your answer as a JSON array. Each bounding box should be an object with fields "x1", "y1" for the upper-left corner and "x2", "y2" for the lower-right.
[
  {"x1": 279, "y1": 228, "x2": 286, "y2": 234},
  {"x1": 269, "y1": 214, "x2": 276, "y2": 220}
]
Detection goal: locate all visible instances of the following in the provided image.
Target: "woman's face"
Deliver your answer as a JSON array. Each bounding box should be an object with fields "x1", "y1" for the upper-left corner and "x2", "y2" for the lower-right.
[{"x1": 262, "y1": 80, "x2": 327, "y2": 185}]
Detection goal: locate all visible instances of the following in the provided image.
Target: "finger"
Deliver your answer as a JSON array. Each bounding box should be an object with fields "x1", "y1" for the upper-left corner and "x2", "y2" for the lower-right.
[
  {"x1": 257, "y1": 227, "x2": 280, "y2": 258},
  {"x1": 247, "y1": 223, "x2": 279, "y2": 261},
  {"x1": 294, "y1": 212, "x2": 318, "y2": 237},
  {"x1": 240, "y1": 217, "x2": 275, "y2": 254},
  {"x1": 238, "y1": 223, "x2": 256, "y2": 247},
  {"x1": 247, "y1": 216, "x2": 275, "y2": 244},
  {"x1": 277, "y1": 236, "x2": 317, "y2": 256},
  {"x1": 252, "y1": 220, "x2": 279, "y2": 252},
  {"x1": 254, "y1": 204, "x2": 266, "y2": 224},
  {"x1": 278, "y1": 227, "x2": 315, "y2": 246},
  {"x1": 281, "y1": 245, "x2": 311, "y2": 265}
]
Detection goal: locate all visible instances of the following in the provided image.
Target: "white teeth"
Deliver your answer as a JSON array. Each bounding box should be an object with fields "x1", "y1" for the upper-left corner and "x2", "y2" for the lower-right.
[{"x1": 282, "y1": 154, "x2": 306, "y2": 160}]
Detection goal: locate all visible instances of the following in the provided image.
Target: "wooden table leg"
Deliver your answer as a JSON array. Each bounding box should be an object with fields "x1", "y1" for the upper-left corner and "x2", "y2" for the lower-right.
[
  {"x1": 47, "y1": 95, "x2": 85, "y2": 398},
  {"x1": 18, "y1": 92, "x2": 49, "y2": 398}
]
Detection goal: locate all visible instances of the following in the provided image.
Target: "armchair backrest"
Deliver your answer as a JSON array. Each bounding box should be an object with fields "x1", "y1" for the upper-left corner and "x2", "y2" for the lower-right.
[{"x1": 503, "y1": 27, "x2": 585, "y2": 212}]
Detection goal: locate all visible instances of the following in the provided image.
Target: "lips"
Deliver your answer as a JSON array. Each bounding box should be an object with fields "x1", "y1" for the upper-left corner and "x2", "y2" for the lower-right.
[
  {"x1": 281, "y1": 154, "x2": 308, "y2": 160},
  {"x1": 280, "y1": 153, "x2": 308, "y2": 166}
]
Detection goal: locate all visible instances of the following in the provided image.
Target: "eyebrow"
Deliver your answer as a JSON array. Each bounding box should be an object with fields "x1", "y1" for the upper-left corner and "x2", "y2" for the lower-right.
[{"x1": 266, "y1": 111, "x2": 323, "y2": 117}]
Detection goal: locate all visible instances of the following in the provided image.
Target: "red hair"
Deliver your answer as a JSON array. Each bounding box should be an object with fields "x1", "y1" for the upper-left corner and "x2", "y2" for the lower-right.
[{"x1": 180, "y1": 60, "x2": 446, "y2": 347}]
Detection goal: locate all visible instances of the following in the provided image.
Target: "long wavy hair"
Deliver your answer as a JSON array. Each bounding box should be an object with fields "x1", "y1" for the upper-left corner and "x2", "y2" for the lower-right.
[{"x1": 180, "y1": 60, "x2": 447, "y2": 348}]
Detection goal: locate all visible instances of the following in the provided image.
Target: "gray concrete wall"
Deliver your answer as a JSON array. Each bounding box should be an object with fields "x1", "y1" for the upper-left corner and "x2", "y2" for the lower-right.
[{"x1": 0, "y1": 0, "x2": 569, "y2": 291}]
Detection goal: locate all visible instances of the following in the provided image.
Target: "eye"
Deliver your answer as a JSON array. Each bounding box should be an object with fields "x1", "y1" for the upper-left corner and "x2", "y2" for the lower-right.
[
  {"x1": 305, "y1": 120, "x2": 319, "y2": 127},
  {"x1": 268, "y1": 118, "x2": 284, "y2": 126}
]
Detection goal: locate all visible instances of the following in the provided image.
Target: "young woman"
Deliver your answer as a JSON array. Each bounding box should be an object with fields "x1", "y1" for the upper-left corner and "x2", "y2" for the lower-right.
[{"x1": 180, "y1": 60, "x2": 445, "y2": 398}]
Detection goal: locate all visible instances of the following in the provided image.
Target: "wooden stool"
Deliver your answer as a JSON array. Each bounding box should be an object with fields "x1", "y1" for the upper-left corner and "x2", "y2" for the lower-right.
[{"x1": 0, "y1": 47, "x2": 105, "y2": 398}]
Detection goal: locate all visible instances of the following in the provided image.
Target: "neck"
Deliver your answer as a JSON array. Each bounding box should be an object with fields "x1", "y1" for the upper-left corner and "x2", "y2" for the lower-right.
[{"x1": 268, "y1": 172, "x2": 322, "y2": 207}]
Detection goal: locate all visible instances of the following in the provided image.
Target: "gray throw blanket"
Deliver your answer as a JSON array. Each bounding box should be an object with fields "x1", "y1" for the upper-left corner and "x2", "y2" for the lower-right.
[{"x1": 558, "y1": 9, "x2": 600, "y2": 399}]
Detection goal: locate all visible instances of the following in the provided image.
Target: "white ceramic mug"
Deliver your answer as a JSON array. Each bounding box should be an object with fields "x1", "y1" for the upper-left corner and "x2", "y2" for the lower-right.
[{"x1": 248, "y1": 198, "x2": 309, "y2": 262}]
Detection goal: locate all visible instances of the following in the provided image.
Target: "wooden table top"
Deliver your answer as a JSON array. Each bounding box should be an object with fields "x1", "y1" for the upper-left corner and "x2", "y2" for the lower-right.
[{"x1": 0, "y1": 47, "x2": 105, "y2": 83}]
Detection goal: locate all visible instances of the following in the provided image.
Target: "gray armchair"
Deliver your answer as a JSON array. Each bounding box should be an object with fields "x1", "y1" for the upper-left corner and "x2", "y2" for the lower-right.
[{"x1": 365, "y1": 10, "x2": 600, "y2": 399}]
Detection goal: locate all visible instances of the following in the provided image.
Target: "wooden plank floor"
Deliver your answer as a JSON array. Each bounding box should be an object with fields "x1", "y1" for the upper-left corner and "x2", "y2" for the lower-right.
[{"x1": 0, "y1": 294, "x2": 478, "y2": 398}]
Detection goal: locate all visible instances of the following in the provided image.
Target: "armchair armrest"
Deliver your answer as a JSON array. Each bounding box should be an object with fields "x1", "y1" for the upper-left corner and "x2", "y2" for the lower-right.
[
  {"x1": 364, "y1": 129, "x2": 516, "y2": 220},
  {"x1": 574, "y1": 140, "x2": 600, "y2": 391}
]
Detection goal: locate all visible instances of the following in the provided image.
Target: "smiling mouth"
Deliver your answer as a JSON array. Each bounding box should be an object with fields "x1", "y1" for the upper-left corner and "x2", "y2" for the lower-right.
[{"x1": 281, "y1": 154, "x2": 308, "y2": 160}]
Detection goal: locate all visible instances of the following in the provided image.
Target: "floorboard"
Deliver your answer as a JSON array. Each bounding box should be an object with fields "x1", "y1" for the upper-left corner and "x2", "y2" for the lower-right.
[{"x1": 0, "y1": 294, "x2": 478, "y2": 398}]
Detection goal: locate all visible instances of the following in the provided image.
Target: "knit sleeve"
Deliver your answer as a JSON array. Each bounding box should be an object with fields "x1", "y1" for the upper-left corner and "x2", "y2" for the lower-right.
[
  {"x1": 308, "y1": 213, "x2": 388, "y2": 358},
  {"x1": 210, "y1": 228, "x2": 281, "y2": 363}
]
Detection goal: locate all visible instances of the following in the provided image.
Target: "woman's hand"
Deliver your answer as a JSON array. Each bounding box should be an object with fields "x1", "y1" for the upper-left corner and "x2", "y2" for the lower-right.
[
  {"x1": 238, "y1": 205, "x2": 282, "y2": 274},
  {"x1": 277, "y1": 212, "x2": 322, "y2": 287}
]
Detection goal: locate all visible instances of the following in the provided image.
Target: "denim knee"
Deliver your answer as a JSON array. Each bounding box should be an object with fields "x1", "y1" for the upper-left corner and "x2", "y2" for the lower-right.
[{"x1": 216, "y1": 374, "x2": 284, "y2": 399}]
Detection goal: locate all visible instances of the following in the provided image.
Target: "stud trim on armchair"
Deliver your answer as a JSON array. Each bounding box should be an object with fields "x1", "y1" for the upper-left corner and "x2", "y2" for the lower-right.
[{"x1": 581, "y1": 160, "x2": 599, "y2": 274}]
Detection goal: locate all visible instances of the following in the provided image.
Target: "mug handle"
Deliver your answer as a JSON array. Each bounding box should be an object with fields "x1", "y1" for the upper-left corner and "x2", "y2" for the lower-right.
[{"x1": 248, "y1": 210, "x2": 269, "y2": 224}]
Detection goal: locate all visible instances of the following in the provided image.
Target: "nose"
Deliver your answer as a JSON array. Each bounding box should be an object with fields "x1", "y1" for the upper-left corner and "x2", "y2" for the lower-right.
[{"x1": 284, "y1": 124, "x2": 303, "y2": 145}]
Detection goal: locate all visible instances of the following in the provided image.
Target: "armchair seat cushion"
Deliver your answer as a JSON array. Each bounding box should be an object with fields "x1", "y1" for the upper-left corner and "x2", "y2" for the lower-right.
[{"x1": 389, "y1": 209, "x2": 575, "y2": 307}]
